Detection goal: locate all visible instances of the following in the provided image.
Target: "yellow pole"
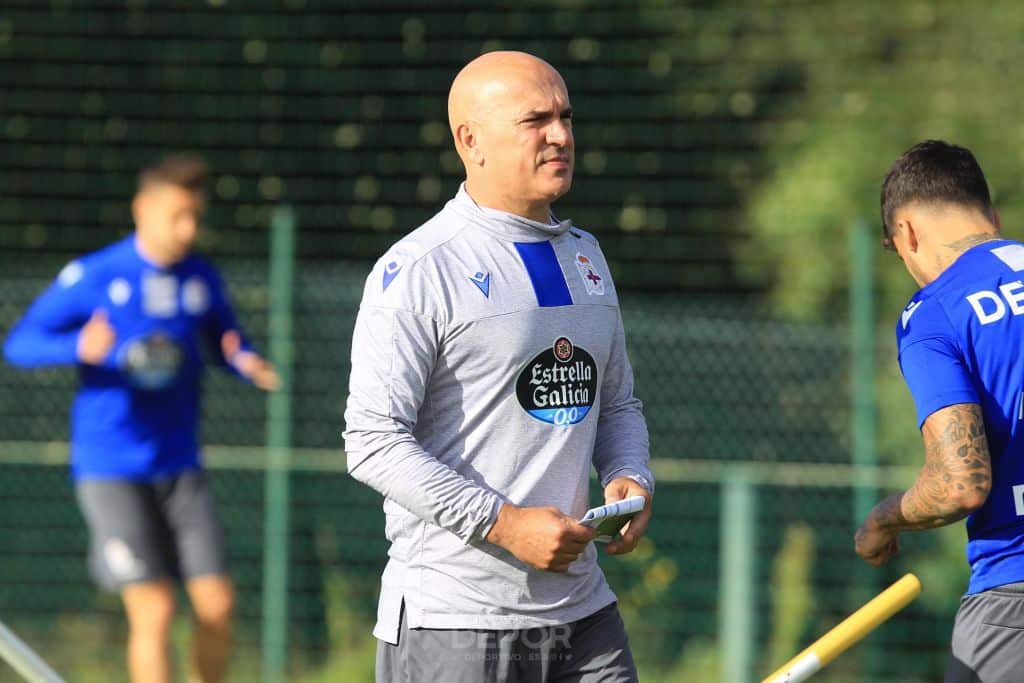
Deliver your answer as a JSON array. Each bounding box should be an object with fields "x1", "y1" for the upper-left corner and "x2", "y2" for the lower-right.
[{"x1": 762, "y1": 573, "x2": 921, "y2": 683}]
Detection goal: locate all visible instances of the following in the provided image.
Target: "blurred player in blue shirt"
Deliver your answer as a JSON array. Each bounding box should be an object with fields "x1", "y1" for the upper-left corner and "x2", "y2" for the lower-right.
[
  {"x1": 4, "y1": 155, "x2": 278, "y2": 683},
  {"x1": 855, "y1": 140, "x2": 1024, "y2": 682}
]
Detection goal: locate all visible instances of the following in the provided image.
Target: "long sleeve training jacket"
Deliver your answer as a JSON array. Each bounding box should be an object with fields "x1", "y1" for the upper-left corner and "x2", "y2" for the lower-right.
[{"x1": 344, "y1": 186, "x2": 653, "y2": 642}]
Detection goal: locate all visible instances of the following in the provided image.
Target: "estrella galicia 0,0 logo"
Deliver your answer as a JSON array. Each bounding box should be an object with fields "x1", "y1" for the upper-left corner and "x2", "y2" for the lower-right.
[{"x1": 516, "y1": 337, "x2": 597, "y2": 426}]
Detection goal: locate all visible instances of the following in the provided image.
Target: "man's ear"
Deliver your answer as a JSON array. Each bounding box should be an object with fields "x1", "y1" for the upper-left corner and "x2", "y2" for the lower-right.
[
  {"x1": 455, "y1": 123, "x2": 484, "y2": 166},
  {"x1": 131, "y1": 193, "x2": 144, "y2": 226},
  {"x1": 900, "y1": 218, "x2": 920, "y2": 253}
]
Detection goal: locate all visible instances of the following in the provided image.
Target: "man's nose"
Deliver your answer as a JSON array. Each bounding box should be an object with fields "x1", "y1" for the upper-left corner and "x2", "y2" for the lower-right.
[
  {"x1": 178, "y1": 216, "x2": 199, "y2": 242},
  {"x1": 546, "y1": 119, "x2": 571, "y2": 146}
]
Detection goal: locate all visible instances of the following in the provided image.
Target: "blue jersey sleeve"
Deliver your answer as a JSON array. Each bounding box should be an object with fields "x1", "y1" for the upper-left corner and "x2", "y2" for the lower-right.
[
  {"x1": 199, "y1": 265, "x2": 253, "y2": 375},
  {"x1": 4, "y1": 261, "x2": 96, "y2": 368},
  {"x1": 897, "y1": 299, "x2": 978, "y2": 428}
]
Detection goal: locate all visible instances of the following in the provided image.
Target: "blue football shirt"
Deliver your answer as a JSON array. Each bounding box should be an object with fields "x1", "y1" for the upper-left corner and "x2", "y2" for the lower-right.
[
  {"x1": 897, "y1": 238, "x2": 1024, "y2": 594},
  {"x1": 4, "y1": 237, "x2": 251, "y2": 481}
]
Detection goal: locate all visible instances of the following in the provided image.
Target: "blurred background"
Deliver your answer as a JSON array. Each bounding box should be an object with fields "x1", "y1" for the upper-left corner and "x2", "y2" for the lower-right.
[{"x1": 3, "y1": 1, "x2": 1023, "y2": 681}]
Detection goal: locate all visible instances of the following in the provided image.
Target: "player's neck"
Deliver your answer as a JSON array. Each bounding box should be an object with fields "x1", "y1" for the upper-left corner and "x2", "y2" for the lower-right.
[
  {"x1": 918, "y1": 228, "x2": 1000, "y2": 285},
  {"x1": 134, "y1": 234, "x2": 181, "y2": 269},
  {"x1": 940, "y1": 228, "x2": 999, "y2": 270},
  {"x1": 464, "y1": 181, "x2": 553, "y2": 224}
]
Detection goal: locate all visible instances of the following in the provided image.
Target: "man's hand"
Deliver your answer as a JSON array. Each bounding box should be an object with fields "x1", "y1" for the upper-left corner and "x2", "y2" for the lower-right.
[
  {"x1": 486, "y1": 504, "x2": 597, "y2": 572},
  {"x1": 855, "y1": 520, "x2": 900, "y2": 566},
  {"x1": 76, "y1": 309, "x2": 116, "y2": 365},
  {"x1": 221, "y1": 330, "x2": 280, "y2": 391},
  {"x1": 603, "y1": 476, "x2": 653, "y2": 555}
]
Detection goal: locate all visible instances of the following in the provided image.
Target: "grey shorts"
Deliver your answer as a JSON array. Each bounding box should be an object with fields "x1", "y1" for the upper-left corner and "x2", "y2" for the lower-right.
[
  {"x1": 376, "y1": 601, "x2": 637, "y2": 683},
  {"x1": 75, "y1": 470, "x2": 228, "y2": 591},
  {"x1": 946, "y1": 581, "x2": 1024, "y2": 683}
]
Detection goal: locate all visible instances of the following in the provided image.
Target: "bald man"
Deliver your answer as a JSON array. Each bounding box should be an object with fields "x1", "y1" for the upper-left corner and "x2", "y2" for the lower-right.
[{"x1": 344, "y1": 51, "x2": 653, "y2": 682}]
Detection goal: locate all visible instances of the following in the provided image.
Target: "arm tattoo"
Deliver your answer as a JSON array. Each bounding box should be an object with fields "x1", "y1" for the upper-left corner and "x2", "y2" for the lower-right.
[
  {"x1": 869, "y1": 403, "x2": 992, "y2": 532},
  {"x1": 943, "y1": 233, "x2": 997, "y2": 254}
]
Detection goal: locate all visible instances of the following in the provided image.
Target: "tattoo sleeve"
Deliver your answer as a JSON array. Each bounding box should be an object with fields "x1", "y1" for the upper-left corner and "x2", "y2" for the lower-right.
[{"x1": 868, "y1": 403, "x2": 992, "y2": 531}]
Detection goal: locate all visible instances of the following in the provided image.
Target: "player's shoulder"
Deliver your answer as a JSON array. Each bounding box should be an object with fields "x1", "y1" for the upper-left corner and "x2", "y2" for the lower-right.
[
  {"x1": 361, "y1": 205, "x2": 472, "y2": 304},
  {"x1": 567, "y1": 224, "x2": 600, "y2": 247},
  {"x1": 896, "y1": 291, "x2": 954, "y2": 349},
  {"x1": 934, "y1": 239, "x2": 1024, "y2": 293},
  {"x1": 918, "y1": 239, "x2": 1024, "y2": 329},
  {"x1": 964, "y1": 239, "x2": 1024, "y2": 274},
  {"x1": 54, "y1": 237, "x2": 135, "y2": 289}
]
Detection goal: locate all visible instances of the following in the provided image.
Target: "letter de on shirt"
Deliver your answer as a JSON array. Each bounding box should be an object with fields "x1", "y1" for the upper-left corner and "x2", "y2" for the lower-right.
[{"x1": 967, "y1": 281, "x2": 1024, "y2": 325}]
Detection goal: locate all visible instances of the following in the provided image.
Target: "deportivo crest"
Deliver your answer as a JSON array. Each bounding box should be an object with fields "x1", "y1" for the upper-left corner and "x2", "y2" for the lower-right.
[
  {"x1": 515, "y1": 337, "x2": 597, "y2": 426},
  {"x1": 575, "y1": 253, "x2": 605, "y2": 295}
]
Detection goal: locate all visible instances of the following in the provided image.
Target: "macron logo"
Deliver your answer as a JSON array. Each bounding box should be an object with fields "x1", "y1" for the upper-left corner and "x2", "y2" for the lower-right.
[
  {"x1": 469, "y1": 271, "x2": 490, "y2": 298},
  {"x1": 382, "y1": 261, "x2": 402, "y2": 291},
  {"x1": 901, "y1": 300, "x2": 923, "y2": 329}
]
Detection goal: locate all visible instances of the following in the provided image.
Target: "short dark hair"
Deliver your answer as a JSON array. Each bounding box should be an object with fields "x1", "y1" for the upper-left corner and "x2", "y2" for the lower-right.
[
  {"x1": 138, "y1": 154, "x2": 209, "y2": 193},
  {"x1": 880, "y1": 140, "x2": 992, "y2": 249}
]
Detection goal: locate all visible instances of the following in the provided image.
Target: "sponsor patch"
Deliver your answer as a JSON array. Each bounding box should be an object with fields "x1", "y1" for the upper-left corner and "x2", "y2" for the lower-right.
[
  {"x1": 515, "y1": 337, "x2": 597, "y2": 426},
  {"x1": 575, "y1": 253, "x2": 605, "y2": 295},
  {"x1": 118, "y1": 332, "x2": 184, "y2": 390}
]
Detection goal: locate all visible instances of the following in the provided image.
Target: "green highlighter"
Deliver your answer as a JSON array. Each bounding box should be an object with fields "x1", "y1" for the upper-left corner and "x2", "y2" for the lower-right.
[{"x1": 579, "y1": 495, "x2": 646, "y2": 543}]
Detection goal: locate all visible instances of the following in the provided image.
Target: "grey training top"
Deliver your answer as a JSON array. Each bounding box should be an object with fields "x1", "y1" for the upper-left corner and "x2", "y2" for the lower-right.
[{"x1": 344, "y1": 185, "x2": 653, "y2": 643}]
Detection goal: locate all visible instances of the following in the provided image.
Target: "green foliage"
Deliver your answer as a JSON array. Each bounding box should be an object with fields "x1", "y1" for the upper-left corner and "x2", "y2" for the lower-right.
[
  {"x1": 639, "y1": 636, "x2": 721, "y2": 682},
  {"x1": 607, "y1": 536, "x2": 679, "y2": 666},
  {"x1": 765, "y1": 523, "x2": 815, "y2": 676},
  {"x1": 741, "y1": 2, "x2": 1024, "y2": 324},
  {"x1": 294, "y1": 567, "x2": 377, "y2": 683}
]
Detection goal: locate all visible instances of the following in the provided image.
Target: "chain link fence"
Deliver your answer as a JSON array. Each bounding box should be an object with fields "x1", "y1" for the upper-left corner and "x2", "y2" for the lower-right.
[{"x1": 0, "y1": 254, "x2": 958, "y2": 682}]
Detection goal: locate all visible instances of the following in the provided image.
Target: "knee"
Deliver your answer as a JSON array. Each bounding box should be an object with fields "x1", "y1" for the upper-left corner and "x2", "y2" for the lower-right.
[
  {"x1": 192, "y1": 579, "x2": 235, "y2": 629},
  {"x1": 125, "y1": 585, "x2": 176, "y2": 636}
]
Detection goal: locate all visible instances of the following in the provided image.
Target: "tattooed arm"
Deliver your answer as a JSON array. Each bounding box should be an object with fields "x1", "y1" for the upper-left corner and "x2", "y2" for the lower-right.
[{"x1": 855, "y1": 403, "x2": 992, "y2": 566}]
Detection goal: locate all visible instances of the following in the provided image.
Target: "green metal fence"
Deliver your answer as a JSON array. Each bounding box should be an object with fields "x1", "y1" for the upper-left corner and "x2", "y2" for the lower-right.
[{"x1": 0, "y1": 241, "x2": 962, "y2": 683}]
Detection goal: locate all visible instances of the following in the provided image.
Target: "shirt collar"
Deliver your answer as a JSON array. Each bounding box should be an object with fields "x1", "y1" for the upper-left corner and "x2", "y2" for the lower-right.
[{"x1": 447, "y1": 183, "x2": 573, "y2": 242}]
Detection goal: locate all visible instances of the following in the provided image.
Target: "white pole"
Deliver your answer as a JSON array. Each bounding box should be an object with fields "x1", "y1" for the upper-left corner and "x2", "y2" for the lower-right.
[{"x1": 0, "y1": 619, "x2": 65, "y2": 683}]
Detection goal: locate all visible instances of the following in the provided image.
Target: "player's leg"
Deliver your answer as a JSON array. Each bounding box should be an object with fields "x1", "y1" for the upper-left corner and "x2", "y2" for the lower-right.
[
  {"x1": 75, "y1": 479, "x2": 180, "y2": 682},
  {"x1": 122, "y1": 579, "x2": 178, "y2": 683},
  {"x1": 945, "y1": 583, "x2": 1024, "y2": 683},
  {"x1": 549, "y1": 602, "x2": 637, "y2": 683},
  {"x1": 160, "y1": 470, "x2": 233, "y2": 683},
  {"x1": 185, "y1": 574, "x2": 234, "y2": 683}
]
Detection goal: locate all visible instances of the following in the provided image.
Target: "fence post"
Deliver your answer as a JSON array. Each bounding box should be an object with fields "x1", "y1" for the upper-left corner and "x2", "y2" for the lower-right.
[
  {"x1": 262, "y1": 204, "x2": 295, "y2": 683},
  {"x1": 850, "y1": 218, "x2": 877, "y2": 534},
  {"x1": 720, "y1": 465, "x2": 756, "y2": 683},
  {"x1": 850, "y1": 217, "x2": 879, "y2": 676}
]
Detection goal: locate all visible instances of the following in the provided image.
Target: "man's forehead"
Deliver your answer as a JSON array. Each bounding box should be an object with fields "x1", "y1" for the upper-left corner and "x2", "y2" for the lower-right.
[
  {"x1": 143, "y1": 183, "x2": 205, "y2": 207},
  {"x1": 501, "y1": 75, "x2": 570, "y2": 114}
]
